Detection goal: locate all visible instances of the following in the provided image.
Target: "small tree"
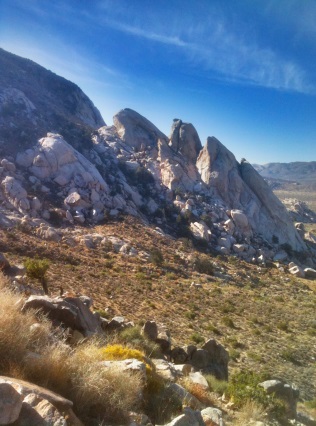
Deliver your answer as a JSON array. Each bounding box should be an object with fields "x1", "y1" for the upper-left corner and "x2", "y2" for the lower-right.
[{"x1": 24, "y1": 258, "x2": 50, "y2": 295}]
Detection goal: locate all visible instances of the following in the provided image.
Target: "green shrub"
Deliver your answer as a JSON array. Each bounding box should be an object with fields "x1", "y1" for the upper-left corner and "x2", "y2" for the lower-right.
[
  {"x1": 185, "y1": 311, "x2": 197, "y2": 320},
  {"x1": 206, "y1": 323, "x2": 221, "y2": 335},
  {"x1": 190, "y1": 332, "x2": 204, "y2": 344},
  {"x1": 118, "y1": 326, "x2": 161, "y2": 358},
  {"x1": 24, "y1": 257, "x2": 50, "y2": 280},
  {"x1": 305, "y1": 398, "x2": 316, "y2": 409},
  {"x1": 24, "y1": 257, "x2": 50, "y2": 294},
  {"x1": 205, "y1": 375, "x2": 228, "y2": 395},
  {"x1": 149, "y1": 248, "x2": 164, "y2": 266},
  {"x1": 280, "y1": 348, "x2": 300, "y2": 364},
  {"x1": 193, "y1": 256, "x2": 214, "y2": 275},
  {"x1": 276, "y1": 321, "x2": 289, "y2": 332},
  {"x1": 223, "y1": 316, "x2": 235, "y2": 328},
  {"x1": 226, "y1": 370, "x2": 270, "y2": 408}
]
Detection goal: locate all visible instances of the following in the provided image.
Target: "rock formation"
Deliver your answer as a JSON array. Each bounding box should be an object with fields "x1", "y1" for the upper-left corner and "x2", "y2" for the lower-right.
[
  {"x1": 169, "y1": 119, "x2": 202, "y2": 163},
  {"x1": 113, "y1": 108, "x2": 168, "y2": 151},
  {"x1": 0, "y1": 48, "x2": 313, "y2": 265}
]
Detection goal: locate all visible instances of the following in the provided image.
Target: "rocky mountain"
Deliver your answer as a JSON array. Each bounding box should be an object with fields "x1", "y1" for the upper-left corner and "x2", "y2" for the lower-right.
[{"x1": 0, "y1": 48, "x2": 314, "y2": 266}]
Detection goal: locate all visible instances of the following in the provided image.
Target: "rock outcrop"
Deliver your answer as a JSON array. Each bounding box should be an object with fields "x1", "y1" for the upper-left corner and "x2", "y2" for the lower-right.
[
  {"x1": 0, "y1": 48, "x2": 312, "y2": 265},
  {"x1": 196, "y1": 137, "x2": 306, "y2": 251},
  {"x1": 22, "y1": 295, "x2": 102, "y2": 336},
  {"x1": 113, "y1": 108, "x2": 168, "y2": 151},
  {"x1": 0, "y1": 376, "x2": 82, "y2": 425},
  {"x1": 169, "y1": 119, "x2": 202, "y2": 163}
]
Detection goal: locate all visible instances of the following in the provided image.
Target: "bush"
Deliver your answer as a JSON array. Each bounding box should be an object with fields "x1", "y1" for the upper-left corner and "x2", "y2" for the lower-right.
[
  {"x1": 118, "y1": 326, "x2": 161, "y2": 358},
  {"x1": 24, "y1": 257, "x2": 50, "y2": 294},
  {"x1": 227, "y1": 370, "x2": 268, "y2": 408},
  {"x1": 190, "y1": 332, "x2": 204, "y2": 344},
  {"x1": 25, "y1": 340, "x2": 142, "y2": 423},
  {"x1": 182, "y1": 378, "x2": 215, "y2": 406},
  {"x1": 100, "y1": 343, "x2": 146, "y2": 362},
  {"x1": 205, "y1": 375, "x2": 228, "y2": 395},
  {"x1": 149, "y1": 248, "x2": 164, "y2": 266},
  {"x1": 24, "y1": 257, "x2": 50, "y2": 280},
  {"x1": 144, "y1": 377, "x2": 182, "y2": 424},
  {"x1": 223, "y1": 316, "x2": 235, "y2": 328},
  {"x1": 206, "y1": 324, "x2": 221, "y2": 335},
  {"x1": 192, "y1": 255, "x2": 214, "y2": 275},
  {"x1": 234, "y1": 400, "x2": 266, "y2": 426},
  {"x1": 226, "y1": 369, "x2": 286, "y2": 419}
]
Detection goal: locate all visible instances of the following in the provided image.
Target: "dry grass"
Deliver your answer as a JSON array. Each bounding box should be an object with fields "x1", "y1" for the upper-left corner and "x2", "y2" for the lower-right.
[
  {"x1": 233, "y1": 400, "x2": 266, "y2": 425},
  {"x1": 0, "y1": 273, "x2": 52, "y2": 374},
  {"x1": 0, "y1": 276, "x2": 143, "y2": 423}
]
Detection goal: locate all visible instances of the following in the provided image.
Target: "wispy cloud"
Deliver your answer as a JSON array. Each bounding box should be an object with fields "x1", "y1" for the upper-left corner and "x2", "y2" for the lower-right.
[
  {"x1": 103, "y1": 20, "x2": 187, "y2": 47},
  {"x1": 100, "y1": 11, "x2": 314, "y2": 95}
]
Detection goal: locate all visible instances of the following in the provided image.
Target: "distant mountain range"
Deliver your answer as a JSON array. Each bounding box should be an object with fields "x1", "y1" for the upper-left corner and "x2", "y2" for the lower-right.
[{"x1": 253, "y1": 162, "x2": 316, "y2": 183}]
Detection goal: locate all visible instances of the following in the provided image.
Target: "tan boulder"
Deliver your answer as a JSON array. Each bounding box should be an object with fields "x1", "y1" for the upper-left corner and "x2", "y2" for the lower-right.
[
  {"x1": 113, "y1": 108, "x2": 168, "y2": 151},
  {"x1": 0, "y1": 382, "x2": 23, "y2": 424}
]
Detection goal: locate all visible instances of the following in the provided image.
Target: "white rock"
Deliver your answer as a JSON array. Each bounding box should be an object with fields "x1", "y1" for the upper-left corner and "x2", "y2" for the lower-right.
[
  {"x1": 100, "y1": 358, "x2": 147, "y2": 380},
  {"x1": 304, "y1": 268, "x2": 316, "y2": 279},
  {"x1": 190, "y1": 222, "x2": 211, "y2": 241},
  {"x1": 16, "y1": 149, "x2": 36, "y2": 168},
  {"x1": 201, "y1": 407, "x2": 224, "y2": 426},
  {"x1": 188, "y1": 372, "x2": 209, "y2": 390},
  {"x1": 289, "y1": 265, "x2": 305, "y2": 278},
  {"x1": 217, "y1": 237, "x2": 232, "y2": 250},
  {"x1": 232, "y1": 244, "x2": 246, "y2": 253},
  {"x1": 231, "y1": 209, "x2": 249, "y2": 228}
]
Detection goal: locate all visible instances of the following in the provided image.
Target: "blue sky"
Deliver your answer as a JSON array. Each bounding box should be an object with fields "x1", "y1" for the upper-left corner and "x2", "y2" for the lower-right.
[{"x1": 1, "y1": 0, "x2": 316, "y2": 164}]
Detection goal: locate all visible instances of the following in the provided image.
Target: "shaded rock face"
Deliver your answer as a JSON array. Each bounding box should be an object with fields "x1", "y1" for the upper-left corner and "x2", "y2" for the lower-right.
[
  {"x1": 240, "y1": 160, "x2": 306, "y2": 250},
  {"x1": 113, "y1": 108, "x2": 168, "y2": 151},
  {"x1": 0, "y1": 48, "x2": 104, "y2": 156},
  {"x1": 169, "y1": 119, "x2": 202, "y2": 163}
]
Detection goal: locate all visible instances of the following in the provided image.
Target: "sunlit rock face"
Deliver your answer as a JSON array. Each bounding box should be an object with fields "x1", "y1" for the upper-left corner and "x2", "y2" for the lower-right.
[
  {"x1": 196, "y1": 137, "x2": 306, "y2": 251},
  {"x1": 113, "y1": 108, "x2": 168, "y2": 151}
]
